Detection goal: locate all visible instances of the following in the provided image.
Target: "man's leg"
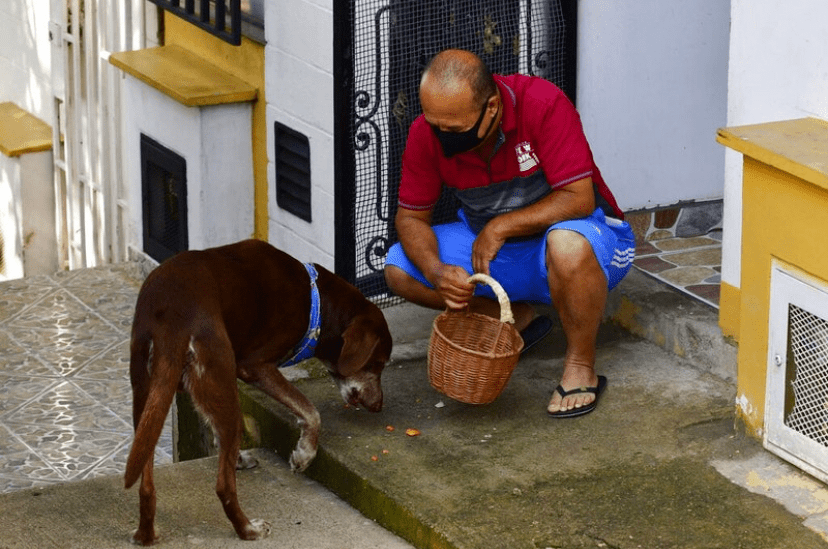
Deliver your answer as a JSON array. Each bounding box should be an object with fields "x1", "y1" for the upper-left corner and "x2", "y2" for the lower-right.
[{"x1": 545, "y1": 229, "x2": 608, "y2": 413}]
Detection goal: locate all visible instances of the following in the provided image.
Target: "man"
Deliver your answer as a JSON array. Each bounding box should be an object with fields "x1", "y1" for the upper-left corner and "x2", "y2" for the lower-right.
[{"x1": 384, "y1": 49, "x2": 635, "y2": 417}]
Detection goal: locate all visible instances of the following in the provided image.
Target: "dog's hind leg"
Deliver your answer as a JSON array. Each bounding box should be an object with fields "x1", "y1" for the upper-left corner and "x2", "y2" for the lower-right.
[
  {"x1": 187, "y1": 335, "x2": 272, "y2": 541},
  {"x1": 128, "y1": 336, "x2": 160, "y2": 546},
  {"x1": 237, "y1": 364, "x2": 321, "y2": 473}
]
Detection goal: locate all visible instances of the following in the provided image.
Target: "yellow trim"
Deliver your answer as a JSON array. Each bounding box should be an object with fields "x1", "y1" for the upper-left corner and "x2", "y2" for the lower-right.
[
  {"x1": 719, "y1": 117, "x2": 828, "y2": 437},
  {"x1": 109, "y1": 45, "x2": 257, "y2": 107},
  {"x1": 0, "y1": 102, "x2": 52, "y2": 157},
  {"x1": 716, "y1": 117, "x2": 828, "y2": 191},
  {"x1": 165, "y1": 15, "x2": 268, "y2": 240},
  {"x1": 718, "y1": 281, "x2": 740, "y2": 341}
]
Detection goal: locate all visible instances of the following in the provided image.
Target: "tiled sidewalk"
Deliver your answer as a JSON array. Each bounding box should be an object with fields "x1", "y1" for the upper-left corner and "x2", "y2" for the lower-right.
[
  {"x1": 634, "y1": 230, "x2": 722, "y2": 308},
  {"x1": 626, "y1": 202, "x2": 723, "y2": 308},
  {"x1": 0, "y1": 265, "x2": 171, "y2": 494}
]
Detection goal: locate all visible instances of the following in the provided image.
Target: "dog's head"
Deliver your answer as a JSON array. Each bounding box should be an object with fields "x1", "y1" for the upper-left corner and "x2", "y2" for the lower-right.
[{"x1": 327, "y1": 310, "x2": 392, "y2": 412}]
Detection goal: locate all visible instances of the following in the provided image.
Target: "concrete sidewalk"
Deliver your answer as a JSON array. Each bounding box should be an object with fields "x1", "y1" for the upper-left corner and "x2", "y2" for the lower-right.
[
  {"x1": 3, "y1": 268, "x2": 828, "y2": 548},
  {"x1": 0, "y1": 448, "x2": 415, "y2": 548}
]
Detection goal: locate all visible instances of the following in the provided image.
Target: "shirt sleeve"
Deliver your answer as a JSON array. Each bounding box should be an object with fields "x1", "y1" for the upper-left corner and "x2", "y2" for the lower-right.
[
  {"x1": 398, "y1": 117, "x2": 443, "y2": 211},
  {"x1": 528, "y1": 80, "x2": 596, "y2": 190}
]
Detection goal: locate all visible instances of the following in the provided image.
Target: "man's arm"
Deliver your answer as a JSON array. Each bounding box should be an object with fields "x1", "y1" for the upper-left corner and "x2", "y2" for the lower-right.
[
  {"x1": 471, "y1": 176, "x2": 595, "y2": 275},
  {"x1": 395, "y1": 207, "x2": 475, "y2": 309}
]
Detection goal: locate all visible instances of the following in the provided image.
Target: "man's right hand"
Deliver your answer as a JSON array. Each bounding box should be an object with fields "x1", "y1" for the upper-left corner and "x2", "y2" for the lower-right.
[{"x1": 429, "y1": 263, "x2": 475, "y2": 310}]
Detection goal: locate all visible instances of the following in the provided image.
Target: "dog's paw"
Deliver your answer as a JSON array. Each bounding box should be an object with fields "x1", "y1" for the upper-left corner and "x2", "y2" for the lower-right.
[
  {"x1": 241, "y1": 518, "x2": 272, "y2": 540},
  {"x1": 236, "y1": 450, "x2": 259, "y2": 470},
  {"x1": 131, "y1": 527, "x2": 159, "y2": 546},
  {"x1": 288, "y1": 443, "x2": 317, "y2": 473}
]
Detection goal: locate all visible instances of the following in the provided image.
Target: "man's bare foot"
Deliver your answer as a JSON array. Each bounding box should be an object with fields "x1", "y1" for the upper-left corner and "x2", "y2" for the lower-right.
[{"x1": 547, "y1": 364, "x2": 599, "y2": 414}]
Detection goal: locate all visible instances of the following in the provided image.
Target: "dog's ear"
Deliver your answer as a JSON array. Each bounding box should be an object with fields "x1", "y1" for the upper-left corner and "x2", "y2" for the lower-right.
[{"x1": 338, "y1": 316, "x2": 380, "y2": 377}]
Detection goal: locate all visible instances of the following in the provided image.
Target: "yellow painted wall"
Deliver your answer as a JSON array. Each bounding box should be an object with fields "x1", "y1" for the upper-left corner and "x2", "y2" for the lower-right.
[
  {"x1": 164, "y1": 15, "x2": 268, "y2": 240},
  {"x1": 736, "y1": 157, "x2": 828, "y2": 435},
  {"x1": 718, "y1": 281, "x2": 740, "y2": 340}
]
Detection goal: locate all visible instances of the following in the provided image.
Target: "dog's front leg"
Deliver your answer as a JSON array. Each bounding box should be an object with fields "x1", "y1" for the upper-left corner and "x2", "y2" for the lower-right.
[{"x1": 239, "y1": 366, "x2": 320, "y2": 472}]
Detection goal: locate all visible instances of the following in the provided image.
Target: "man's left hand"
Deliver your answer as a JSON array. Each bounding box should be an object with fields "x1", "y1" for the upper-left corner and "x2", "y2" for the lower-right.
[{"x1": 472, "y1": 222, "x2": 506, "y2": 276}]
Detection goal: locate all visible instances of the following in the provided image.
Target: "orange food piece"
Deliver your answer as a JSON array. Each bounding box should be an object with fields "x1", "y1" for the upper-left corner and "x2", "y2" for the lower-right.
[
  {"x1": 385, "y1": 425, "x2": 395, "y2": 432},
  {"x1": 370, "y1": 455, "x2": 379, "y2": 461},
  {"x1": 405, "y1": 428, "x2": 421, "y2": 437},
  {"x1": 381, "y1": 449, "x2": 390, "y2": 455}
]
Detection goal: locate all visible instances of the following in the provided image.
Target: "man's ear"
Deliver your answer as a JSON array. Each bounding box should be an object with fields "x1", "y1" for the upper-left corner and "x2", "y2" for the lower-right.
[{"x1": 338, "y1": 316, "x2": 380, "y2": 377}]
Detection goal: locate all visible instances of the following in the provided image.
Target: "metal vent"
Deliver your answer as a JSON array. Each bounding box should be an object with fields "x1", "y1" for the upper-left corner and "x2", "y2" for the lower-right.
[
  {"x1": 274, "y1": 122, "x2": 312, "y2": 222},
  {"x1": 141, "y1": 134, "x2": 188, "y2": 263},
  {"x1": 784, "y1": 304, "x2": 828, "y2": 445}
]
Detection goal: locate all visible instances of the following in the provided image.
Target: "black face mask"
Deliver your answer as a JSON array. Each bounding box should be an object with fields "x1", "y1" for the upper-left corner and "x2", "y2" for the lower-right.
[{"x1": 431, "y1": 100, "x2": 496, "y2": 158}]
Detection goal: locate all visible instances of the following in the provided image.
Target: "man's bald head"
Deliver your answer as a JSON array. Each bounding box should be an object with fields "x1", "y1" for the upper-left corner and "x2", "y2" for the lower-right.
[{"x1": 421, "y1": 49, "x2": 497, "y2": 108}]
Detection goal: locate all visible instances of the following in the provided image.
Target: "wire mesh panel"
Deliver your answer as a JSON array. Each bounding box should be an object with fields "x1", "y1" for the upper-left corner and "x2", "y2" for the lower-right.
[
  {"x1": 766, "y1": 265, "x2": 828, "y2": 484},
  {"x1": 784, "y1": 304, "x2": 828, "y2": 445},
  {"x1": 336, "y1": 0, "x2": 576, "y2": 300}
]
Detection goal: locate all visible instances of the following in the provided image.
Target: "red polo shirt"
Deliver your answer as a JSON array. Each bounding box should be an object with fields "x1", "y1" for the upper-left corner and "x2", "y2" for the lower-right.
[{"x1": 398, "y1": 74, "x2": 622, "y2": 231}]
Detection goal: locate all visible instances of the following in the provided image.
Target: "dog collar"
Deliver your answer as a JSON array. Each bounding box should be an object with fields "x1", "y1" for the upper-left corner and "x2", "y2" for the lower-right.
[{"x1": 280, "y1": 263, "x2": 321, "y2": 368}]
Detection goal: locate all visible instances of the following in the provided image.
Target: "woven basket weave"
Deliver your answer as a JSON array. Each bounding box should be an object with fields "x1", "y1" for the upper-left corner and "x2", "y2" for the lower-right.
[{"x1": 428, "y1": 274, "x2": 524, "y2": 404}]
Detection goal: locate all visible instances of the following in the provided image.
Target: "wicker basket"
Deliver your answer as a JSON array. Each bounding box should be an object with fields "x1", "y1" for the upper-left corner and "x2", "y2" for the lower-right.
[{"x1": 428, "y1": 273, "x2": 524, "y2": 404}]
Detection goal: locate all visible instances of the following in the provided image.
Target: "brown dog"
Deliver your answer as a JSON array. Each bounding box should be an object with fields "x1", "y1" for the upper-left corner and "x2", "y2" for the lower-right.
[{"x1": 124, "y1": 239, "x2": 392, "y2": 545}]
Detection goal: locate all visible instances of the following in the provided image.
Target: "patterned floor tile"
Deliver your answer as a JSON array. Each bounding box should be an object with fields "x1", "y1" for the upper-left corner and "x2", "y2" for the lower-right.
[
  {"x1": 0, "y1": 375, "x2": 60, "y2": 417},
  {"x1": 5, "y1": 381, "x2": 132, "y2": 433},
  {"x1": 10, "y1": 324, "x2": 120, "y2": 377},
  {"x1": 72, "y1": 341, "x2": 131, "y2": 382},
  {"x1": 0, "y1": 424, "x2": 62, "y2": 482},
  {"x1": 57, "y1": 263, "x2": 144, "y2": 293},
  {"x1": 10, "y1": 423, "x2": 131, "y2": 480},
  {"x1": 0, "y1": 329, "x2": 61, "y2": 378},
  {"x1": 72, "y1": 377, "x2": 134, "y2": 422},
  {"x1": 0, "y1": 282, "x2": 54, "y2": 324},
  {"x1": 64, "y1": 286, "x2": 137, "y2": 332}
]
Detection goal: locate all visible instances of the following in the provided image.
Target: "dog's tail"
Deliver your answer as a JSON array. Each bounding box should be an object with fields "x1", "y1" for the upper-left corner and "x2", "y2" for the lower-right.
[{"x1": 124, "y1": 335, "x2": 186, "y2": 489}]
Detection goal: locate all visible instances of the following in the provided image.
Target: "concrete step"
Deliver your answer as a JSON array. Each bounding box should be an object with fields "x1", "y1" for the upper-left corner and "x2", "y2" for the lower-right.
[{"x1": 0, "y1": 449, "x2": 414, "y2": 548}]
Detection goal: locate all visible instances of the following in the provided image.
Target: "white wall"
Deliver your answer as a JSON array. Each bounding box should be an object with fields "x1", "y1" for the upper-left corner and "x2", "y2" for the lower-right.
[
  {"x1": 0, "y1": 0, "x2": 52, "y2": 121},
  {"x1": 265, "y1": 0, "x2": 336, "y2": 270},
  {"x1": 121, "y1": 74, "x2": 254, "y2": 254},
  {"x1": 577, "y1": 0, "x2": 731, "y2": 212},
  {"x1": 720, "y1": 0, "x2": 828, "y2": 290}
]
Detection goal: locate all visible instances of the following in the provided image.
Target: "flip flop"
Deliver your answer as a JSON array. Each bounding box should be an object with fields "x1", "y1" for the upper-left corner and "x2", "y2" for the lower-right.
[
  {"x1": 547, "y1": 375, "x2": 607, "y2": 418},
  {"x1": 519, "y1": 315, "x2": 554, "y2": 355}
]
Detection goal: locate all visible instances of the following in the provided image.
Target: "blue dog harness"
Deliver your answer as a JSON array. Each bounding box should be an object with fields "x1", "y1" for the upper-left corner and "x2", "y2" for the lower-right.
[{"x1": 280, "y1": 263, "x2": 322, "y2": 368}]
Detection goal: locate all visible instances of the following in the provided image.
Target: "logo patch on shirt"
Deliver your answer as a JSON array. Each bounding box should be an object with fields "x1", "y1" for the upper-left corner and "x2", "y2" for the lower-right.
[{"x1": 515, "y1": 141, "x2": 540, "y2": 172}]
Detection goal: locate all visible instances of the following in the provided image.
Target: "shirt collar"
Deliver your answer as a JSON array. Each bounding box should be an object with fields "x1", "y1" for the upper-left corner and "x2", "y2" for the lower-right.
[{"x1": 494, "y1": 75, "x2": 517, "y2": 135}]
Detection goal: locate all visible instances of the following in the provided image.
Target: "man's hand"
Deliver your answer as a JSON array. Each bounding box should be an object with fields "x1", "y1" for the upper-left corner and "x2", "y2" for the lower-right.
[
  {"x1": 471, "y1": 221, "x2": 506, "y2": 276},
  {"x1": 430, "y1": 263, "x2": 475, "y2": 310}
]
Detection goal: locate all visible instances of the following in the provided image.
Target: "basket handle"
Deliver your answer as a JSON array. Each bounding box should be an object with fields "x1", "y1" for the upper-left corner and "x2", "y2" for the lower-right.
[{"x1": 466, "y1": 273, "x2": 515, "y2": 325}]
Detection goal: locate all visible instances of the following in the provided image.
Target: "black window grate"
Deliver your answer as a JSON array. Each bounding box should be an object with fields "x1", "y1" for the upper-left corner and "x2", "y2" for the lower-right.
[
  {"x1": 141, "y1": 134, "x2": 188, "y2": 263},
  {"x1": 148, "y1": 0, "x2": 241, "y2": 46},
  {"x1": 274, "y1": 122, "x2": 312, "y2": 223}
]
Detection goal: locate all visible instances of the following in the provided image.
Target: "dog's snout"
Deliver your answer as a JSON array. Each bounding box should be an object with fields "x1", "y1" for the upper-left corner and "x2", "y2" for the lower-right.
[{"x1": 338, "y1": 377, "x2": 383, "y2": 413}]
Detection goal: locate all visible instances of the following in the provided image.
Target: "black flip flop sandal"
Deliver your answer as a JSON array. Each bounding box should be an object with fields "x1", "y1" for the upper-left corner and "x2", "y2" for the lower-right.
[{"x1": 547, "y1": 375, "x2": 607, "y2": 418}]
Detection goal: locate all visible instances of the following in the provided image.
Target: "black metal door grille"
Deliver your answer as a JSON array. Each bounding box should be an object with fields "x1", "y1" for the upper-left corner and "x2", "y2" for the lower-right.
[
  {"x1": 141, "y1": 134, "x2": 188, "y2": 263},
  {"x1": 334, "y1": 0, "x2": 577, "y2": 301}
]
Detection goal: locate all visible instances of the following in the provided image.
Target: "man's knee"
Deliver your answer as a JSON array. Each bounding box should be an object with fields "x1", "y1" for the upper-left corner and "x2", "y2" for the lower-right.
[{"x1": 546, "y1": 230, "x2": 594, "y2": 273}]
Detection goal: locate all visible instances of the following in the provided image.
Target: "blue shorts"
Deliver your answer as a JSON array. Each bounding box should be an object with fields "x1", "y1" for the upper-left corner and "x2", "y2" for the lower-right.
[{"x1": 385, "y1": 208, "x2": 635, "y2": 304}]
